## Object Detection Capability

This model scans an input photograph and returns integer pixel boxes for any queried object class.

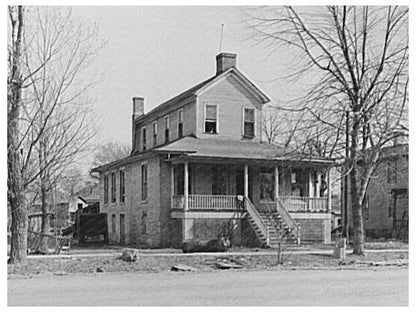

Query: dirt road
[8,268,408,306]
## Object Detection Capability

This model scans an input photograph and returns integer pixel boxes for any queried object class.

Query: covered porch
[169,159,332,214]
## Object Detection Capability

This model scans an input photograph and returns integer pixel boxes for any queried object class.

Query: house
[91,53,334,248]
[69,182,100,218]
[365,144,408,240]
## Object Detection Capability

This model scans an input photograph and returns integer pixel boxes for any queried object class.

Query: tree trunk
[349,116,365,256]
[7,6,27,263]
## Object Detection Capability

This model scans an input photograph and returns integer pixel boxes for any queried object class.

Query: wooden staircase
[245,198,300,248]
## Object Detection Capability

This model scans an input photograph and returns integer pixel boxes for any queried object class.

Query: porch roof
[155,136,333,164]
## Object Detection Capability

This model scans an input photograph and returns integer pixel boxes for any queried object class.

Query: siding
[132,98,197,153]
[197,75,263,141]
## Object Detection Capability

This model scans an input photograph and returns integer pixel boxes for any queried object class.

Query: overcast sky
[73,6,295,147]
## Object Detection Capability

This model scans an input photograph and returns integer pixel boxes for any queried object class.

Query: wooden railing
[245,197,269,245]
[276,198,301,245]
[279,196,328,212]
[172,195,241,211]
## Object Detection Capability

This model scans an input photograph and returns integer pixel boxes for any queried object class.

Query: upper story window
[164,115,170,143]
[204,104,218,134]
[119,169,125,203]
[142,127,147,151]
[178,109,184,138]
[243,108,255,138]
[111,172,116,203]
[152,121,158,147]
[104,174,109,205]
[387,159,398,183]
[141,163,148,201]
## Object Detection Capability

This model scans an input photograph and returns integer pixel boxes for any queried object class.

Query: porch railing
[172,195,240,211]
[245,197,270,245]
[279,196,328,212]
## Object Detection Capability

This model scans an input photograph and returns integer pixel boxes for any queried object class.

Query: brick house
[92,53,334,248]
[364,144,408,240]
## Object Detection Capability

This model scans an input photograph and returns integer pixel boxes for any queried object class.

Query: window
[119,169,125,203]
[164,115,170,143]
[112,214,116,233]
[260,168,275,202]
[141,212,147,235]
[243,108,255,137]
[104,174,109,204]
[142,127,147,151]
[387,159,397,183]
[111,172,116,203]
[152,121,158,147]
[141,164,148,201]
[204,104,218,133]
[178,109,183,138]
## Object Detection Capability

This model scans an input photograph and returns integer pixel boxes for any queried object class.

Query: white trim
[194,67,270,104]
[164,115,170,129]
[203,102,219,134]
[242,106,256,138]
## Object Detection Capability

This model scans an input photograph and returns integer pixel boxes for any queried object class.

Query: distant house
[341,143,408,241]
[92,53,334,248]
[365,144,408,240]
[69,182,100,218]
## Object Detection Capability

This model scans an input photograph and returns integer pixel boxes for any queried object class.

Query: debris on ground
[96,267,105,273]
[171,264,198,272]
[355,260,408,267]
[53,271,67,276]
[119,248,139,262]
[214,256,244,269]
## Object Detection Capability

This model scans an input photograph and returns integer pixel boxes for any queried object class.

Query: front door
[119,214,125,245]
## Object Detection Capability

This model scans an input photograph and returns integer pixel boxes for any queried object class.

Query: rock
[171,264,198,272]
[119,248,139,262]
[96,267,105,273]
[182,237,230,253]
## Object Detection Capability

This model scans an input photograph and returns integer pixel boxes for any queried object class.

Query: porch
[172,194,329,213]
[169,161,332,214]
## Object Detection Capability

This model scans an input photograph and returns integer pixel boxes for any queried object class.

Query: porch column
[308,170,314,197]
[170,165,174,208]
[327,168,332,212]
[244,164,248,198]
[274,165,279,201]
[316,170,321,198]
[184,161,189,211]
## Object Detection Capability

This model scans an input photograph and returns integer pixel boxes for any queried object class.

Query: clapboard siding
[197,75,263,141]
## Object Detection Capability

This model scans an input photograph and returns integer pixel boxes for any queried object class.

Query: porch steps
[246,211,298,248]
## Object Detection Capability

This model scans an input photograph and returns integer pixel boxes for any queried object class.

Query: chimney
[216,52,237,75]
[132,97,144,119]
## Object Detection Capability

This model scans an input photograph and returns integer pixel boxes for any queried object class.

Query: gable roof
[135,67,270,122]
[154,136,332,164]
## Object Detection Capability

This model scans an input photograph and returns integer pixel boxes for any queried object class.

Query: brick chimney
[132,97,144,119]
[216,52,237,75]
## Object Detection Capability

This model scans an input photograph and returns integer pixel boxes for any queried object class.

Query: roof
[154,136,333,164]
[134,67,270,122]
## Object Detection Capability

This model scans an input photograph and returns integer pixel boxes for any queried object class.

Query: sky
[72,6,295,147]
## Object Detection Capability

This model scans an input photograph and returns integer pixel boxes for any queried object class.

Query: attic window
[204,104,218,134]
[243,108,255,138]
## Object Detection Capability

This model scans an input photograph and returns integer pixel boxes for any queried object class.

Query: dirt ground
[8,247,408,278]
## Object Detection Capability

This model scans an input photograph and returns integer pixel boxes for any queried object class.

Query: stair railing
[245,197,269,245]
[276,198,301,245]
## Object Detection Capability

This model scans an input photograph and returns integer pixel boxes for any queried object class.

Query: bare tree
[8,6,102,260]
[8,6,27,263]
[247,6,408,255]
[91,142,131,169]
